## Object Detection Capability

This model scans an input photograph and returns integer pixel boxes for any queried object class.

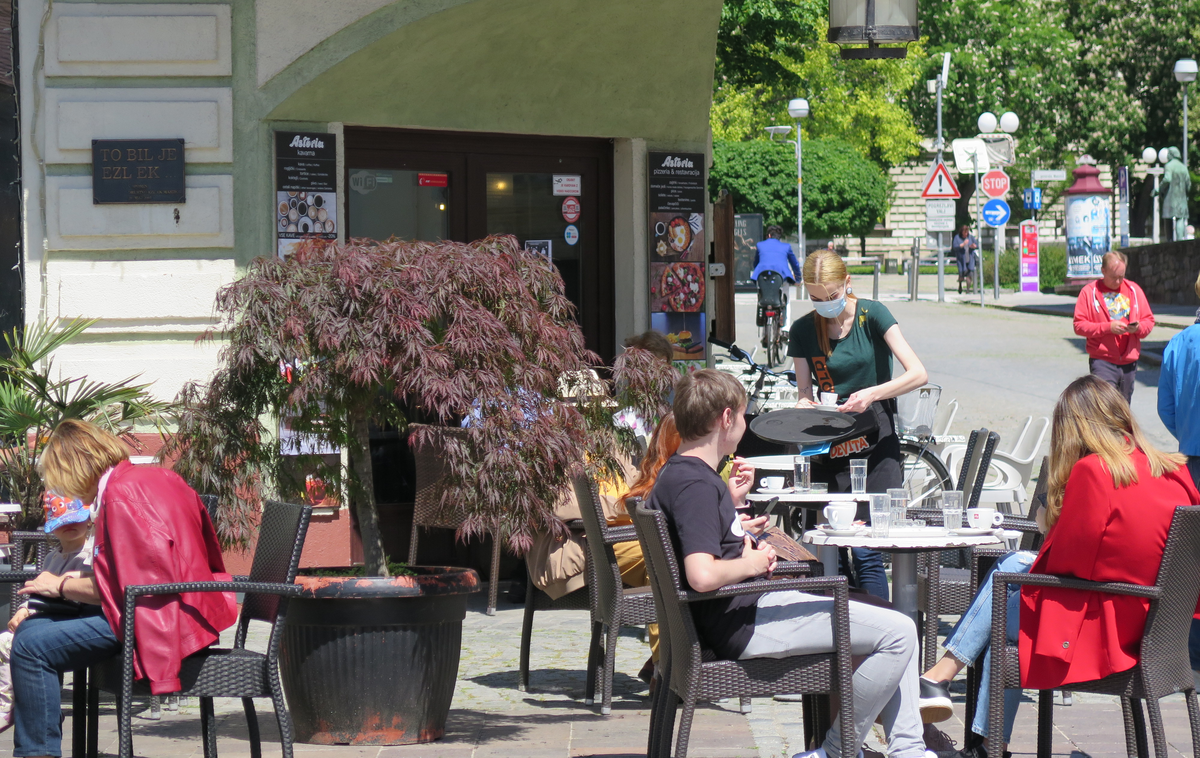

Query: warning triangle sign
[921,159,961,199]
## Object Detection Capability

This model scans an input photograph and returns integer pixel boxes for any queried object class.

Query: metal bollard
[909,239,920,302]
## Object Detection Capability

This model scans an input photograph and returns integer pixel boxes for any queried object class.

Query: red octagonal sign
[562,196,581,223]
[981,169,1010,199]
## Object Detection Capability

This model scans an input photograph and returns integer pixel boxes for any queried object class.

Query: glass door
[345,150,466,242]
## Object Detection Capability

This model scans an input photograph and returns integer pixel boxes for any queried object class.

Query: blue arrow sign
[982,198,1012,227]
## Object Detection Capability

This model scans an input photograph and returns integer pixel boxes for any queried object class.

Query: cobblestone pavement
[3,591,1195,758]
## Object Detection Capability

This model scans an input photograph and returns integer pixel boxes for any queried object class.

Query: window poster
[648,152,707,324]
[651,312,706,374]
[275,131,338,258]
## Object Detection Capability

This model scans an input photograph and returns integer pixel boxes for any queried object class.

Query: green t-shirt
[787,299,898,399]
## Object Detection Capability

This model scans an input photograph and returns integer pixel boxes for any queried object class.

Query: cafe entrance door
[345,128,614,361]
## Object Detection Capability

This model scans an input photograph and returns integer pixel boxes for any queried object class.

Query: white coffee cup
[823,503,857,530]
[760,476,785,491]
[965,507,1004,529]
[820,392,838,407]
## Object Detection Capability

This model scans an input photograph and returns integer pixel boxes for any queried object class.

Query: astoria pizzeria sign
[92,138,186,204]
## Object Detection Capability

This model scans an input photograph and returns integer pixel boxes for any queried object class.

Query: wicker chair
[915,428,999,669]
[571,475,657,714]
[409,426,503,615]
[5,530,54,610]
[83,499,312,758]
[630,500,855,758]
[517,555,591,693]
[984,505,1200,758]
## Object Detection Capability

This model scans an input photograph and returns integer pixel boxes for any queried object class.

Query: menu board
[648,152,706,370]
[275,131,338,258]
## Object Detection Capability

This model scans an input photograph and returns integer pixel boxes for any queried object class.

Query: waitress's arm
[792,358,817,406]
[839,324,928,413]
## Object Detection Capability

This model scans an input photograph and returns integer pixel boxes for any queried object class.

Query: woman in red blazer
[919,376,1199,758]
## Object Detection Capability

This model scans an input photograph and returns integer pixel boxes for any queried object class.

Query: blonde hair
[39,419,129,500]
[673,370,746,441]
[1102,250,1128,270]
[1044,375,1184,529]
[802,250,856,357]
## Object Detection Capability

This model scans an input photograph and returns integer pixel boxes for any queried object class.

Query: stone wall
[1121,241,1200,306]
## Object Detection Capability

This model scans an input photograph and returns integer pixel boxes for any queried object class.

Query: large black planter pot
[279,566,481,745]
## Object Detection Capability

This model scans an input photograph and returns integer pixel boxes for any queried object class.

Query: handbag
[25,594,83,617]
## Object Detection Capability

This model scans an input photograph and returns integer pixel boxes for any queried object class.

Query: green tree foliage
[711,138,890,239]
[715,0,821,90]
[712,14,925,169]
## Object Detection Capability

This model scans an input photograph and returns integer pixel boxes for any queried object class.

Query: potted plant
[168,235,675,745]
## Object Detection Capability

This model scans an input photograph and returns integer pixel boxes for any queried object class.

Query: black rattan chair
[916,428,999,669]
[986,505,1200,758]
[630,500,855,758]
[573,475,657,714]
[85,499,312,758]
[517,558,591,693]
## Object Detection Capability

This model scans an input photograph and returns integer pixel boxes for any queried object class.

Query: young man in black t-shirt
[649,370,933,758]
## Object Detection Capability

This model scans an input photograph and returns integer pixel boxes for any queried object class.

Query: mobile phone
[1128,321,1139,329]
[754,496,779,519]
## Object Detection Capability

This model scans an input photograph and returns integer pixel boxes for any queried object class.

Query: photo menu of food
[648,151,707,370]
[276,131,338,258]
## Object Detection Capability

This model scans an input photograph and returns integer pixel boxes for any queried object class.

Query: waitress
[788,249,928,601]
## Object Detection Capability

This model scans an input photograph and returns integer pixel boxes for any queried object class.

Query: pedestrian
[1072,250,1154,402]
[646,370,939,758]
[1155,267,1200,692]
[788,249,929,602]
[951,225,978,294]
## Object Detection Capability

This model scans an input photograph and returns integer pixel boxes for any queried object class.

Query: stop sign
[981,169,1010,198]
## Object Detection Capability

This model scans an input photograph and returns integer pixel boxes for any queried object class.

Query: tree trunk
[348,408,389,577]
[860,236,866,257]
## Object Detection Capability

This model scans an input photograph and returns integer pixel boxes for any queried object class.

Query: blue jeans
[851,548,890,602]
[11,607,119,757]
[942,551,1035,742]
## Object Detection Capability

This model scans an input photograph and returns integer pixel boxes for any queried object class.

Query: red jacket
[1072,279,1155,364]
[1019,452,1200,689]
[93,461,238,694]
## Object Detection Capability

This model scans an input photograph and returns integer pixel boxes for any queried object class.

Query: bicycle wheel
[767,317,781,366]
[899,440,954,507]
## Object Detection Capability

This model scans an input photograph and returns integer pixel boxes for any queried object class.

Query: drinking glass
[941,491,963,531]
[809,482,828,495]
[850,459,868,494]
[869,493,891,538]
[887,487,909,525]
[793,455,811,493]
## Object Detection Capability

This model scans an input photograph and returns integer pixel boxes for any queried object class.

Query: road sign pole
[994,222,1001,300]
[937,232,944,302]
[936,68,945,303]
[974,153,983,307]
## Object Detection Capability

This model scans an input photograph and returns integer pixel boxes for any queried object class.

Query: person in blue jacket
[750,225,802,283]
[1156,268,1200,692]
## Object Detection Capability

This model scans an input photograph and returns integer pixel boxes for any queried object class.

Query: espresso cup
[966,507,1004,529]
[760,476,785,491]
[824,503,857,530]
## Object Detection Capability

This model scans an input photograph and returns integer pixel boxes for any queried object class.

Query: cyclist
[751,225,801,348]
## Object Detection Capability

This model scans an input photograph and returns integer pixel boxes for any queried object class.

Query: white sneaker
[791,749,866,758]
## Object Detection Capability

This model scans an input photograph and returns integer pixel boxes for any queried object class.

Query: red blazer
[93,461,238,694]
[1019,451,1200,689]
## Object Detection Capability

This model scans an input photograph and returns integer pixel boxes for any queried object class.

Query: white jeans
[740,591,924,758]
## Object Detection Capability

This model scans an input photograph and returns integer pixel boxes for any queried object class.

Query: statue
[1157,145,1191,241]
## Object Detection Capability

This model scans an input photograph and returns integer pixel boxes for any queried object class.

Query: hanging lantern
[827,0,919,59]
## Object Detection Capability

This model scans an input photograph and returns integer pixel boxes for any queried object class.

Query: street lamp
[1175,58,1197,165]
[1142,146,1165,244]
[827,0,918,59]
[763,98,809,322]
[976,110,1019,301]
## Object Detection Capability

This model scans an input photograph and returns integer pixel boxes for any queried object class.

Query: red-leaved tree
[168,235,676,576]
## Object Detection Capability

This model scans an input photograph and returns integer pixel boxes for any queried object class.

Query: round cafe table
[745,491,870,577]
[802,527,1002,631]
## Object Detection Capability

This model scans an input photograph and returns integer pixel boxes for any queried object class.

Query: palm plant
[0,319,173,529]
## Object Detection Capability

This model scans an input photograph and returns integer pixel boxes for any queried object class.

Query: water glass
[887,487,909,524]
[941,491,963,531]
[809,482,828,495]
[869,493,891,538]
[793,455,811,493]
[850,459,868,494]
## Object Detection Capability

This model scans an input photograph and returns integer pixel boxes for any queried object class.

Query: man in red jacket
[1072,251,1155,402]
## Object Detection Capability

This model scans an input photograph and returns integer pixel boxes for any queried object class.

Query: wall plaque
[92,139,185,204]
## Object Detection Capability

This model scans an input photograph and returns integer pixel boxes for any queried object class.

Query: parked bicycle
[895,384,965,506]
[710,335,796,415]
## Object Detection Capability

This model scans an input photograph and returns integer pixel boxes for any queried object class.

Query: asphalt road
[729,276,1179,460]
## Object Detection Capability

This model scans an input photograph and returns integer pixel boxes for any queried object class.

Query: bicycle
[755,271,789,367]
[709,336,796,416]
[895,384,965,507]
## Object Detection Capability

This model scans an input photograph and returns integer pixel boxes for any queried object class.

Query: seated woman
[10,419,237,758]
[919,376,1200,758]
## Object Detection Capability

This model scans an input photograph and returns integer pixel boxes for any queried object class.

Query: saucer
[949,527,996,536]
[820,526,864,537]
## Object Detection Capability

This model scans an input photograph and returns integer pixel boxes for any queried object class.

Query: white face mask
[813,294,847,318]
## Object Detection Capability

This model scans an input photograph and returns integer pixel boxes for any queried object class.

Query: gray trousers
[1089,357,1136,402]
[740,591,925,758]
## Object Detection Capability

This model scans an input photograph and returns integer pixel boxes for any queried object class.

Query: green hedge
[980,242,1066,292]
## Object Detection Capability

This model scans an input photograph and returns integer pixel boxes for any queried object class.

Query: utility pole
[935,53,950,303]
[973,151,983,308]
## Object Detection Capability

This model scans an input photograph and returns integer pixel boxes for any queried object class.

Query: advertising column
[1064,160,1111,281]
[648,152,707,371]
